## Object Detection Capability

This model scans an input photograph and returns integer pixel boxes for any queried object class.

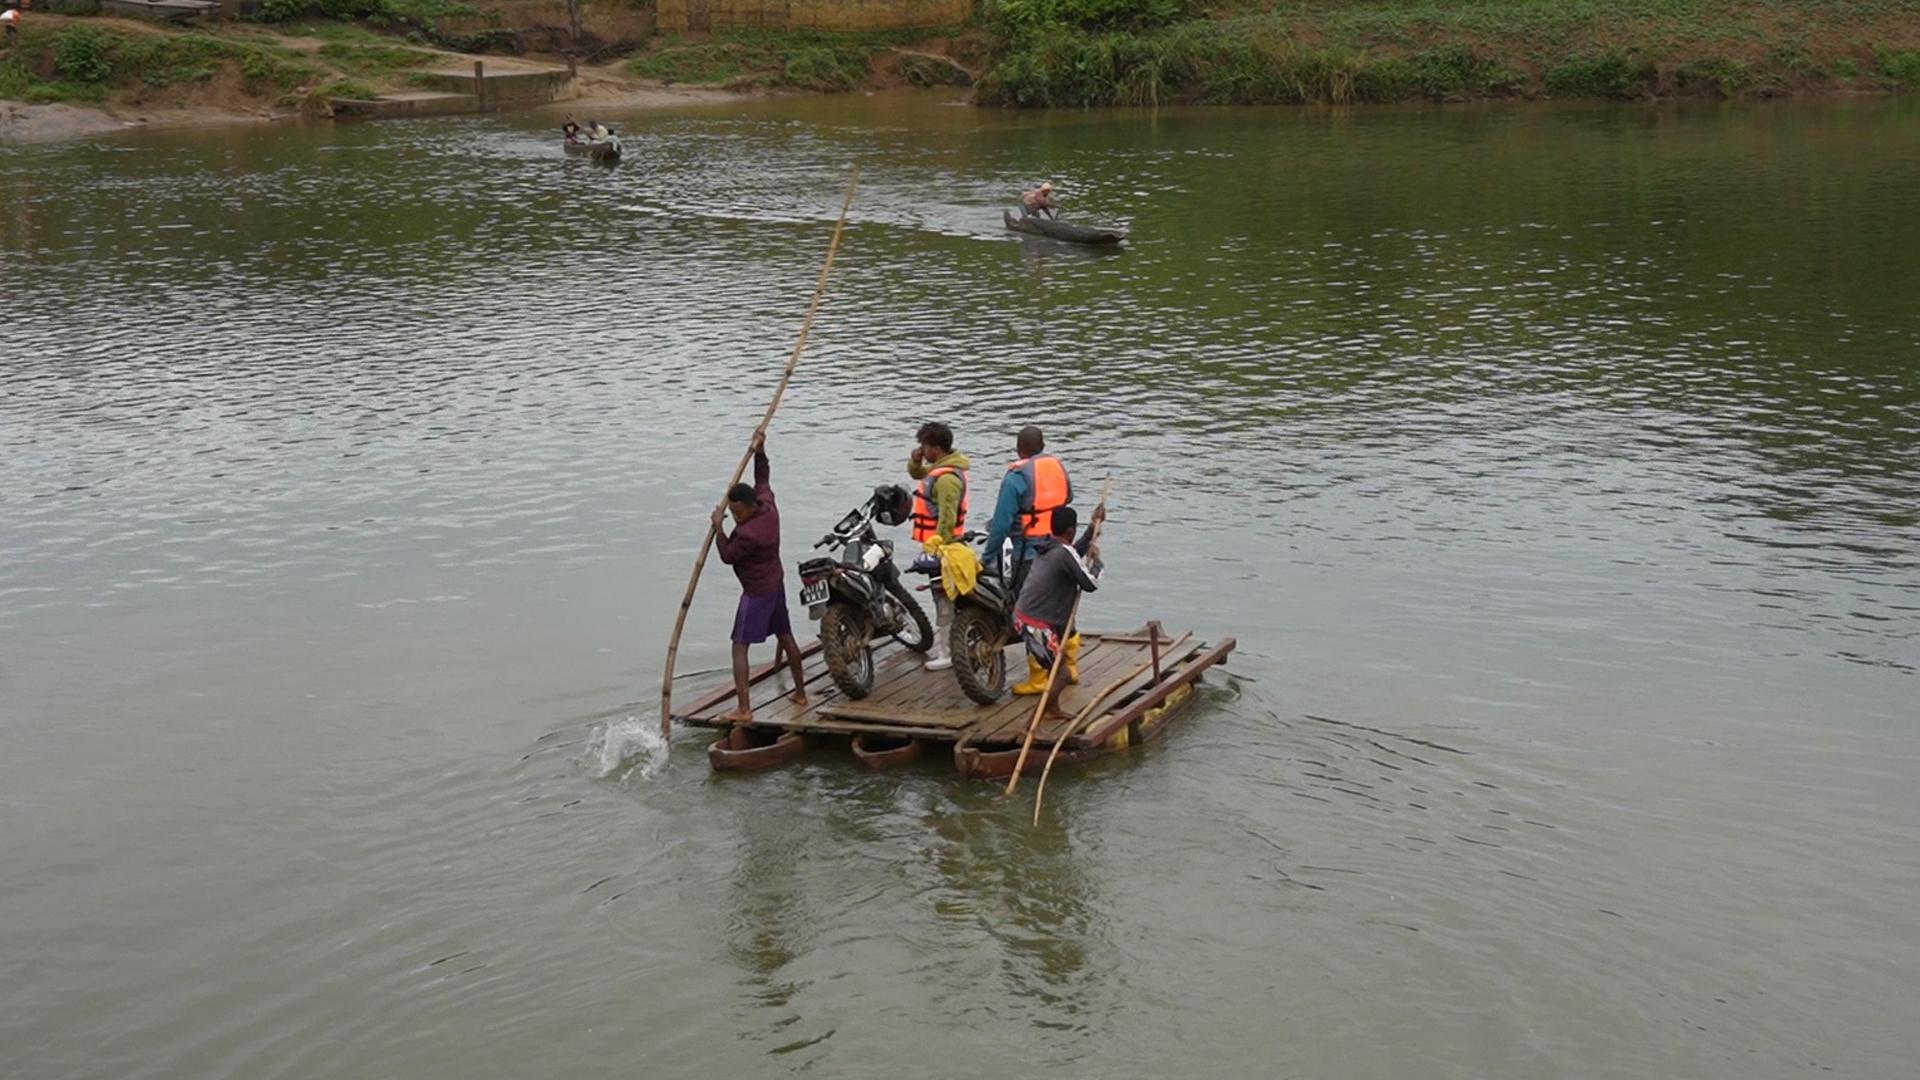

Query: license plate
[799,579,829,607]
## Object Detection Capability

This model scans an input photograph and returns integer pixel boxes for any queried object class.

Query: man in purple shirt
[711,431,808,724]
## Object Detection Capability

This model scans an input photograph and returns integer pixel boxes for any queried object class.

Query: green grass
[1542,50,1655,98]
[315,41,439,80]
[270,19,396,44]
[1878,47,1920,87]
[976,2,1920,106]
[978,20,1534,105]
[627,30,924,91]
[0,25,317,104]
[320,77,380,99]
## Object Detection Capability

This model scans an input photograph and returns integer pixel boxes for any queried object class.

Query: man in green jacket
[908,421,972,671]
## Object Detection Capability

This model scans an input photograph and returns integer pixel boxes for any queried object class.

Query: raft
[677,622,1233,778]
[564,137,622,164]
[1003,209,1127,246]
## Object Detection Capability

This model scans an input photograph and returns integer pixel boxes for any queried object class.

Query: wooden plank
[981,638,1198,745]
[819,702,977,729]
[974,640,1140,744]
[678,639,825,717]
[765,716,963,741]
[1075,639,1235,746]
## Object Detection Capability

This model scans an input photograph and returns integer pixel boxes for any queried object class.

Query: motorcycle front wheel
[820,603,875,699]
[884,579,934,653]
[950,605,1007,705]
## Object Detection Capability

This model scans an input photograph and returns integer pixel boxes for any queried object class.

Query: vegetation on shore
[627,28,976,92]
[972,0,1920,105]
[5,1,1919,126]
[0,21,319,107]
[0,12,501,114]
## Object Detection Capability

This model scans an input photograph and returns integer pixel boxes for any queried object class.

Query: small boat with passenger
[1003,209,1126,246]
[564,135,622,164]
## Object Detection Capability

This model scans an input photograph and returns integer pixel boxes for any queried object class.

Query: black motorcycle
[911,534,1019,706]
[795,485,933,699]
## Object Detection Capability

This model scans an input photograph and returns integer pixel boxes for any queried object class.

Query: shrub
[1353,46,1525,102]
[1877,48,1920,88]
[259,0,388,22]
[1544,51,1654,99]
[53,26,114,84]
[1674,56,1753,97]
[991,0,1187,36]
[783,46,871,92]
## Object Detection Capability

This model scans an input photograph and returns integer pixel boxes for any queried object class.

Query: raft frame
[676,622,1234,778]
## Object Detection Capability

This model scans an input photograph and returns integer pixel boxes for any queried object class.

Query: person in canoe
[562,120,583,143]
[710,431,809,724]
[1012,503,1106,721]
[1018,181,1057,220]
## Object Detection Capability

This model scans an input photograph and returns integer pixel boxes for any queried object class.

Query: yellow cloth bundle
[922,538,981,600]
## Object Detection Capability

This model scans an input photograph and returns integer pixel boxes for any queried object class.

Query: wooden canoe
[1003,209,1126,245]
[564,138,622,164]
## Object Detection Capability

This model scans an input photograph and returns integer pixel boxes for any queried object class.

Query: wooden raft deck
[675,623,1236,778]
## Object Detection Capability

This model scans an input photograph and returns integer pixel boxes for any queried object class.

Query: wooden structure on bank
[676,623,1235,778]
[656,0,972,33]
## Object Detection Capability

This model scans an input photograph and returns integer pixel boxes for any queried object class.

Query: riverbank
[0,13,744,142]
[6,2,1919,141]
[972,0,1920,106]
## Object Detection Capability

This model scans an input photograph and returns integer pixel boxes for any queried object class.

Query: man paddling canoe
[710,431,808,724]
[1018,181,1057,220]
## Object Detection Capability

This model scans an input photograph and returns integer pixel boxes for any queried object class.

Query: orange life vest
[910,465,969,543]
[1010,453,1070,539]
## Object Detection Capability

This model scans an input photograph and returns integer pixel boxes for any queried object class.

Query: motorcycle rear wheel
[951,605,1007,705]
[820,603,874,700]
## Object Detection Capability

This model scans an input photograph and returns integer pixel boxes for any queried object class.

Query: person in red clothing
[710,431,808,724]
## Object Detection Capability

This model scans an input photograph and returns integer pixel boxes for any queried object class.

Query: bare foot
[1042,709,1072,724]
[789,689,810,707]
[717,708,754,724]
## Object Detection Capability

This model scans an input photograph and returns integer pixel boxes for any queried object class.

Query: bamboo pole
[1031,629,1193,825]
[658,167,860,737]
[1003,477,1111,795]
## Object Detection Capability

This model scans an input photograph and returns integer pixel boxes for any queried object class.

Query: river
[2,92,1917,1078]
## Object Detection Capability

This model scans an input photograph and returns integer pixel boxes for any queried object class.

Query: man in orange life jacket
[979,425,1080,692]
[907,421,971,671]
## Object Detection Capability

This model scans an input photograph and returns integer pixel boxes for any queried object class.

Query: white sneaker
[924,654,953,672]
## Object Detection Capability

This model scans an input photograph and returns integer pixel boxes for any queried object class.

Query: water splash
[581,716,668,783]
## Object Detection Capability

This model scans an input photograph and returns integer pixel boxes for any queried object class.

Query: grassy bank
[0,20,320,108]
[0,14,502,116]
[627,28,979,92]
[973,0,1920,105]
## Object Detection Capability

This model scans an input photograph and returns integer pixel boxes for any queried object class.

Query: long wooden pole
[1031,629,1193,825]
[658,167,860,737]
[1003,477,1111,795]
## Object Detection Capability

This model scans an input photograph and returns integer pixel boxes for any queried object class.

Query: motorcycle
[909,534,1021,706]
[795,485,934,699]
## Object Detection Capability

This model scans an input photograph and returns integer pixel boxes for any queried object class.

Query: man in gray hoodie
[1012,503,1106,721]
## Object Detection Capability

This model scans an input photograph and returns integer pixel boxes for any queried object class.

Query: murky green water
[3,93,1918,1078]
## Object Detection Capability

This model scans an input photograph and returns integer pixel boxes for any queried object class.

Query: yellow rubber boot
[1065,633,1083,685]
[1011,656,1050,695]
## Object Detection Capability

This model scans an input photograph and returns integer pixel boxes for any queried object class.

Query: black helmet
[871,484,912,527]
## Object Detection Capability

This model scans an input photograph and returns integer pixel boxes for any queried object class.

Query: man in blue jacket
[979,425,1072,577]
[979,425,1080,691]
